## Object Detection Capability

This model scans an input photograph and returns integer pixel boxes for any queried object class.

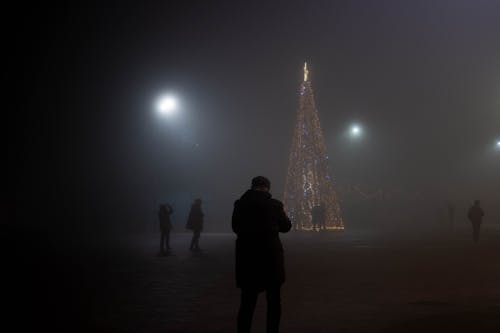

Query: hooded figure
[232,176,291,333]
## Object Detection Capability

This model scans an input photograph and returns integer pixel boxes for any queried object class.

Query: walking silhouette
[467,200,484,244]
[158,204,173,255]
[311,203,326,231]
[186,198,204,251]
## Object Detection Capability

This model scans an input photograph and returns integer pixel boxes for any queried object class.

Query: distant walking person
[468,200,485,243]
[186,198,204,251]
[158,204,174,254]
[232,176,292,333]
[311,203,326,231]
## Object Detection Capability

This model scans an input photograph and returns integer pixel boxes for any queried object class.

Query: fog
[11,1,499,237]
[7,1,500,233]
[6,2,500,332]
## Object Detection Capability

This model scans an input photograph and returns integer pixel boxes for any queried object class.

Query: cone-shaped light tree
[284,63,344,231]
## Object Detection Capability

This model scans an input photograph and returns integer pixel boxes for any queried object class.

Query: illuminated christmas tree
[284,63,344,231]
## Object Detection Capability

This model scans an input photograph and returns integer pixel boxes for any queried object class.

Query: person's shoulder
[234,198,244,209]
[269,198,284,208]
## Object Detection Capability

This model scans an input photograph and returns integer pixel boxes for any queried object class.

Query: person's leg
[166,229,171,249]
[474,223,480,243]
[238,289,259,333]
[190,232,195,250]
[194,230,201,249]
[473,223,480,243]
[266,286,281,333]
[160,230,165,252]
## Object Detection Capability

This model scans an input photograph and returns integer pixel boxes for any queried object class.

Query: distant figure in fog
[186,198,204,251]
[232,176,292,333]
[311,203,326,231]
[468,200,485,244]
[158,204,174,254]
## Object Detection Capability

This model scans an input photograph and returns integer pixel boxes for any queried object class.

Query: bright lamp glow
[156,95,178,115]
[350,124,362,137]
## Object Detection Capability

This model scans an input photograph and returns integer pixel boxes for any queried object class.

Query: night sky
[8,0,500,235]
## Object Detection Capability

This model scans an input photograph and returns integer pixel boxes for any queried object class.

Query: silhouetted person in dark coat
[311,204,326,231]
[158,204,173,254]
[232,176,292,333]
[186,198,204,251]
[468,200,484,243]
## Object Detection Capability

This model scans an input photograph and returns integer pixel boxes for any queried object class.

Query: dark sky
[9,0,500,233]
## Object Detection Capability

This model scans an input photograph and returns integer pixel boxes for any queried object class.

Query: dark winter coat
[159,206,173,230]
[468,205,484,224]
[311,205,325,226]
[232,190,292,290]
[186,204,204,231]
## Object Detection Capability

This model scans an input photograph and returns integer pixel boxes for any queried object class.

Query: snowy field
[45,227,500,332]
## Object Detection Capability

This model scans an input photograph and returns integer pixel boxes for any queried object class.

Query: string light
[284,64,344,231]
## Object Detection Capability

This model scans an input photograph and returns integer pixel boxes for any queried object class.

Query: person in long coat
[311,203,326,231]
[186,198,204,250]
[468,199,485,243]
[232,176,292,333]
[158,204,174,254]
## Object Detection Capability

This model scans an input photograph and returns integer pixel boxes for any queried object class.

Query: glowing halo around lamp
[156,95,178,115]
[350,124,362,137]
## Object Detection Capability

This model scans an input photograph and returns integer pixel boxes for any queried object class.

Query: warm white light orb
[496,140,500,148]
[156,95,178,115]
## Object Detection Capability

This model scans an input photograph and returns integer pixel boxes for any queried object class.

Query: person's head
[194,198,202,206]
[251,176,271,192]
[474,199,480,206]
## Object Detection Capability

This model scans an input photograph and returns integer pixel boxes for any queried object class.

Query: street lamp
[349,124,363,138]
[156,94,178,116]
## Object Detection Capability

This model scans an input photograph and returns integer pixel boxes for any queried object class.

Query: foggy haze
[6,2,500,333]
[8,0,500,235]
